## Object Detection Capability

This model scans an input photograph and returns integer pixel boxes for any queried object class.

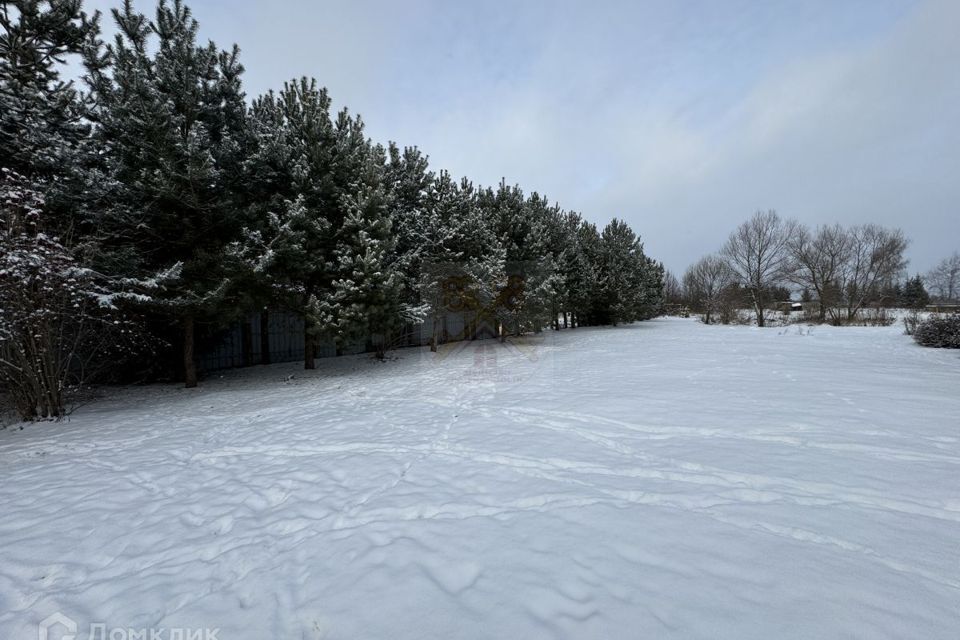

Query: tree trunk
[183,315,198,388]
[431,312,442,352]
[752,288,765,327]
[563,312,568,329]
[241,320,253,367]
[304,325,315,370]
[260,309,271,365]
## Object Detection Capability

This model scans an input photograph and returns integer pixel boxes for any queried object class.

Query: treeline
[0,0,663,419]
[671,210,939,326]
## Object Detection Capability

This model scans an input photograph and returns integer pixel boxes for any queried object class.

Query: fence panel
[196,308,491,373]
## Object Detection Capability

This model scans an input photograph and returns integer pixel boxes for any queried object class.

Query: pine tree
[384,142,435,304]
[483,181,561,336]
[239,79,335,368]
[555,212,587,328]
[596,218,661,325]
[900,274,930,309]
[569,219,603,326]
[0,0,97,179]
[638,256,665,320]
[1,0,105,240]
[318,143,413,358]
[419,176,507,345]
[240,81,416,364]
[85,0,248,386]
[461,179,507,340]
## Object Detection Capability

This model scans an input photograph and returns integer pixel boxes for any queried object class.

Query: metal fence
[195,308,495,372]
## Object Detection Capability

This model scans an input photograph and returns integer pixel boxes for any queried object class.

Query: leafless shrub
[683,254,735,325]
[843,307,895,327]
[0,170,155,420]
[903,311,922,336]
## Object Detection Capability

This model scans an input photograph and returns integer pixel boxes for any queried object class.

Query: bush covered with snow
[912,314,960,348]
[0,170,162,420]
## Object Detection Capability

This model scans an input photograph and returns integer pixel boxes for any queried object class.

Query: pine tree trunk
[260,310,271,365]
[241,320,253,367]
[304,325,316,370]
[183,315,198,388]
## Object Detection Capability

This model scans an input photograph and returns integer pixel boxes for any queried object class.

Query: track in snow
[1,318,959,639]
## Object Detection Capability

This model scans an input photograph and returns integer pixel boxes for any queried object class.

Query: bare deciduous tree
[840,224,908,321]
[683,254,735,324]
[788,224,851,323]
[662,269,684,306]
[926,252,960,302]
[721,210,799,327]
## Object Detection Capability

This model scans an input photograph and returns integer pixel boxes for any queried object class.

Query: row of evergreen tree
[1,0,663,416]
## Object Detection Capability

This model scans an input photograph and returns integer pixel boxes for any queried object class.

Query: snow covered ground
[2,317,959,639]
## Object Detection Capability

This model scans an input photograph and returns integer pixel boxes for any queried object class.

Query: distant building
[926,303,960,314]
[778,301,804,313]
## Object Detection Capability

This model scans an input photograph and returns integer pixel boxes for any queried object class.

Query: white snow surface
[2,318,959,639]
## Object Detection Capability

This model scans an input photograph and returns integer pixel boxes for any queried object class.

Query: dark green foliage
[0,0,98,180]
[913,314,960,349]
[4,0,666,397]
[594,219,663,325]
[85,0,250,384]
[0,0,103,239]
[899,274,930,309]
[236,80,415,363]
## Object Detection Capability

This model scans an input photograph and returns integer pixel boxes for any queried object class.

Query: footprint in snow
[418,557,483,595]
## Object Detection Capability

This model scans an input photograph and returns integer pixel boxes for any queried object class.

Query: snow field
[1,317,959,639]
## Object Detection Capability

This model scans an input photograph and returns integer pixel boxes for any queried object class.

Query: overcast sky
[84,0,960,274]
